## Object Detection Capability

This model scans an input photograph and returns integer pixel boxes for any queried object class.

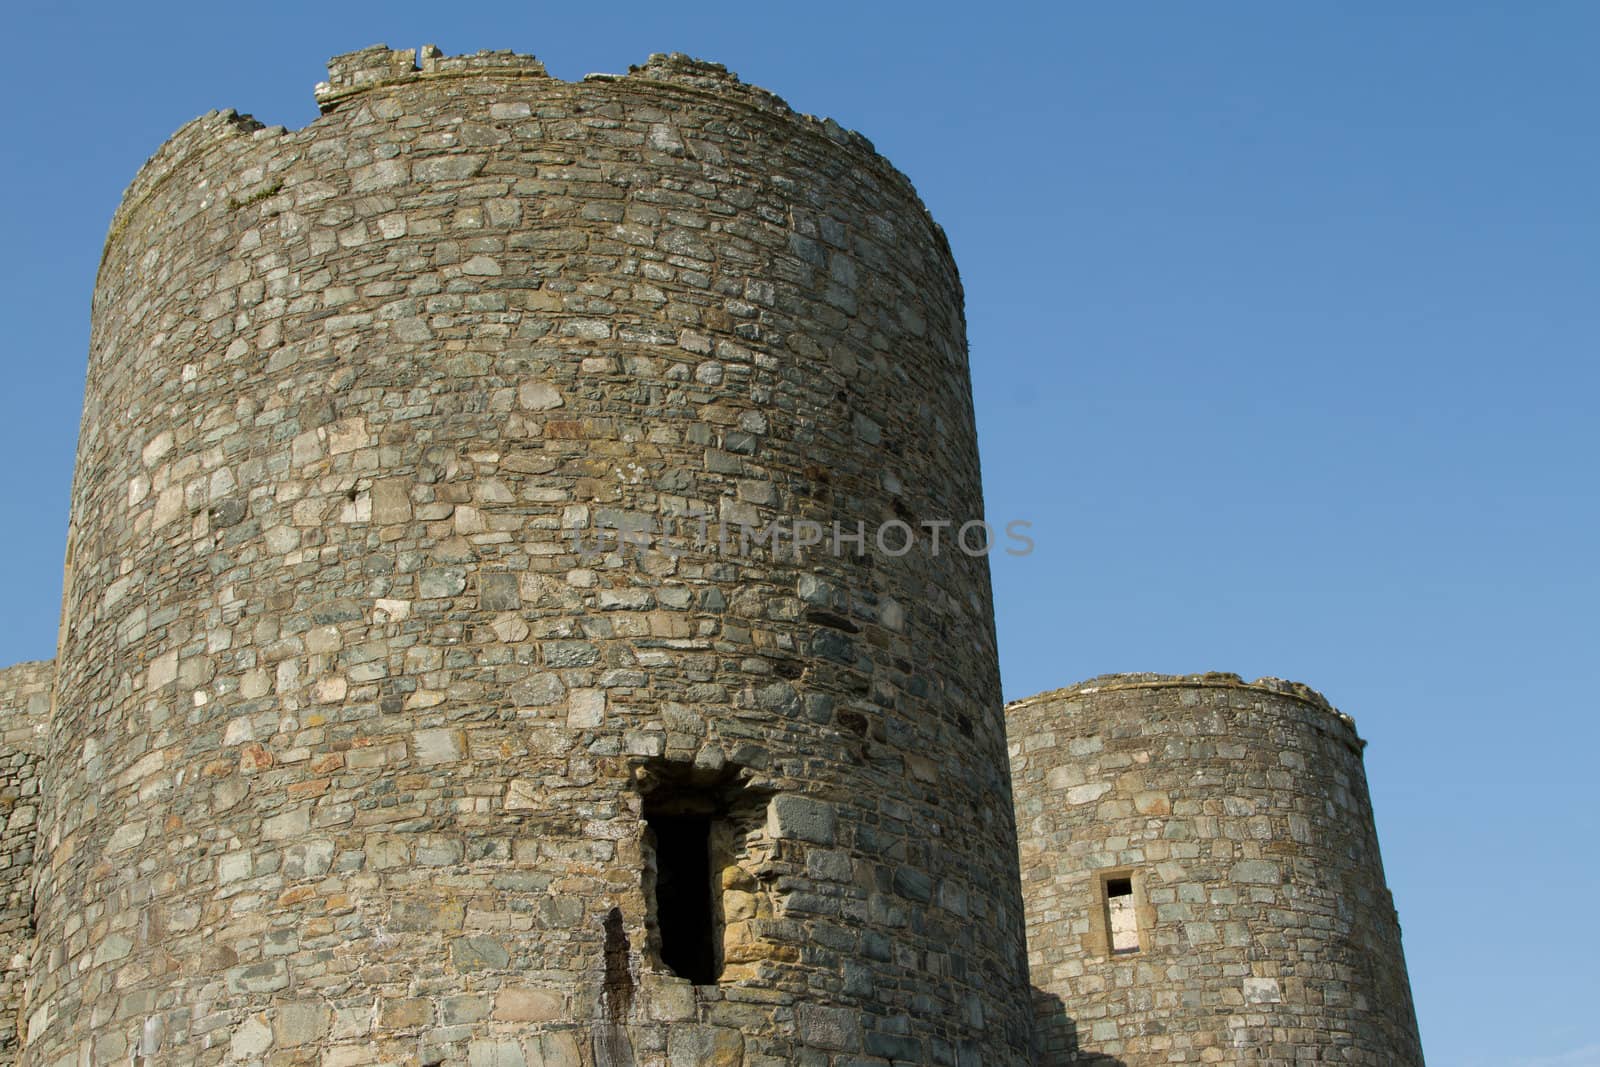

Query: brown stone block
[378,997,433,1028]
[543,420,585,438]
[239,743,275,773]
[493,985,562,1021]
[309,752,345,774]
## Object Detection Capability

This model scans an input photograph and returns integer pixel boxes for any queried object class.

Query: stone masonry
[1009,675,1423,1064]
[25,45,1031,1067]
[0,45,1422,1067]
[0,662,51,1062]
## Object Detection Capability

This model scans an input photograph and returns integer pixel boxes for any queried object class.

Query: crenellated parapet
[314,44,551,112]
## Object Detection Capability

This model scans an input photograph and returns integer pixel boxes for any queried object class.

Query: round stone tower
[1008,673,1423,1066]
[28,46,1032,1066]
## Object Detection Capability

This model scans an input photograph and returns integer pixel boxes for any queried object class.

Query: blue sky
[2,3,1596,1062]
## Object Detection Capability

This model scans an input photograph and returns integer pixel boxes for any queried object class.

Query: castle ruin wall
[0,662,51,1062]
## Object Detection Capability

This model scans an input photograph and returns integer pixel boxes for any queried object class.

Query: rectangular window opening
[645,809,721,985]
[1103,874,1140,955]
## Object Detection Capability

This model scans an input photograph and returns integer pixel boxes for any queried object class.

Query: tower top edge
[309,44,880,154]
[1006,672,1361,735]
[0,659,56,675]
[314,43,551,110]
[99,43,938,275]
[309,44,863,136]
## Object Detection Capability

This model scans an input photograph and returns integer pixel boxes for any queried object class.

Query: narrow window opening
[1104,875,1140,955]
[644,810,719,985]
[637,762,773,987]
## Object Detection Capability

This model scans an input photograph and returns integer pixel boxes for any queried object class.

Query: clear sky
[2,2,1596,1063]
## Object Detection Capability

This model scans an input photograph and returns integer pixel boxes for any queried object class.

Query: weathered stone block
[226,961,289,995]
[797,1003,856,1050]
[229,1014,274,1057]
[767,794,836,845]
[452,935,510,970]
[467,1038,526,1067]
[1230,859,1281,885]
[274,1001,332,1046]
[473,569,519,609]
[413,727,467,766]
[493,986,561,1022]
[419,567,469,598]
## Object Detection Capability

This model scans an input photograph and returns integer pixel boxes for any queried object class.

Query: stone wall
[27,45,1032,1066]
[0,661,50,1062]
[1008,673,1423,1065]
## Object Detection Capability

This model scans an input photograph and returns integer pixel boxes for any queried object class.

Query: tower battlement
[315,44,552,112]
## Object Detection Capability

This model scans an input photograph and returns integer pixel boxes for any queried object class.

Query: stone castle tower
[0,46,1422,1066]
[1009,675,1424,1064]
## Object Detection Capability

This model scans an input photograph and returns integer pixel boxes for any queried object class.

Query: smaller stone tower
[1008,673,1423,1065]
